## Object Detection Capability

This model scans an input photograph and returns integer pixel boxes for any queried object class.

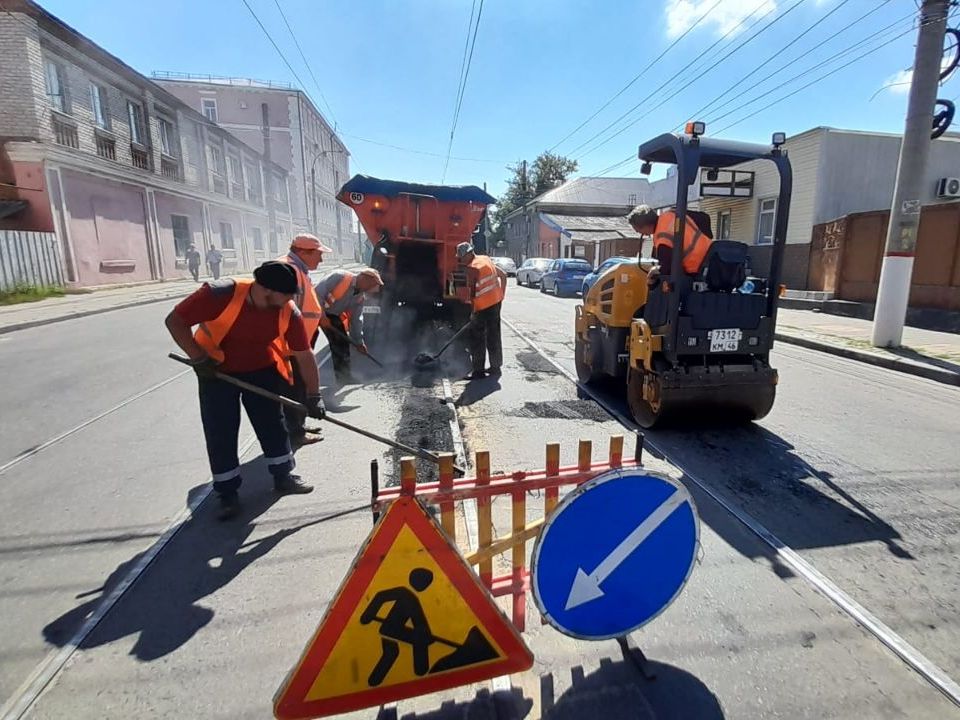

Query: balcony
[231,182,243,199]
[161,157,181,181]
[95,134,116,161]
[52,115,79,149]
[131,147,151,171]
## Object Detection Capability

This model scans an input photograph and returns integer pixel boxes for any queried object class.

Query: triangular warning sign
[274,496,533,719]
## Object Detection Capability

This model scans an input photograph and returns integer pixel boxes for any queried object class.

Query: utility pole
[872,0,949,347]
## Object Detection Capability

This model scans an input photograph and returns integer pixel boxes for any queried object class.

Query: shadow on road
[42,456,317,661]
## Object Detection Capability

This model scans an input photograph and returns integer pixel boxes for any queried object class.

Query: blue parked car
[540,258,594,297]
[580,256,637,296]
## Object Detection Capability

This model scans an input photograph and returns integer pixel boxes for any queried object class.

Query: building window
[268,230,279,254]
[44,59,67,112]
[273,174,288,206]
[127,101,145,145]
[96,134,116,160]
[89,83,108,128]
[228,155,243,197]
[627,193,638,206]
[202,98,218,123]
[209,145,224,173]
[171,214,191,257]
[158,118,176,156]
[219,221,234,249]
[252,227,264,251]
[756,198,777,246]
[717,210,732,241]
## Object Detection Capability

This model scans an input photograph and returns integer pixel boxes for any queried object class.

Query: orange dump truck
[337,176,495,320]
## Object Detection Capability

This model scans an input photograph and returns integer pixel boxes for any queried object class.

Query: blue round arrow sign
[531,469,699,640]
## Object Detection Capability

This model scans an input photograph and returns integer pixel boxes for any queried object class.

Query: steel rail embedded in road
[500,315,960,710]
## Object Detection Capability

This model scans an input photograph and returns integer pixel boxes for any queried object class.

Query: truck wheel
[575,334,604,384]
[627,366,664,429]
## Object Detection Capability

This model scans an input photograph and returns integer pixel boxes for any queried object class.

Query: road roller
[574,124,792,428]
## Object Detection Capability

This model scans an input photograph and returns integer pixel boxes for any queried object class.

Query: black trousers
[198,367,294,496]
[283,360,309,437]
[469,302,503,373]
[321,314,352,380]
[188,264,199,282]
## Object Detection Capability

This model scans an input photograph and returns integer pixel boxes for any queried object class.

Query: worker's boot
[216,491,241,521]
[274,473,314,495]
[290,429,324,449]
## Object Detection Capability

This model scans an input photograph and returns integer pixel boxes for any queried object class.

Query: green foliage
[0,283,65,305]
[491,151,579,243]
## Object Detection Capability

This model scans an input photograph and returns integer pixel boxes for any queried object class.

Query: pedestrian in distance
[206,244,223,280]
[276,233,332,447]
[457,242,506,380]
[164,260,325,521]
[314,267,384,385]
[185,243,201,282]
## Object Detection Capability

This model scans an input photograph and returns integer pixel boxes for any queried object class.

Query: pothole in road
[516,350,559,375]
[509,400,611,422]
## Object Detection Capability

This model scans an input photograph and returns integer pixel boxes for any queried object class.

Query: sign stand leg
[370,459,380,524]
[617,635,656,681]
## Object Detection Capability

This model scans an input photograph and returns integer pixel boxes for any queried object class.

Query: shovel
[323,322,385,369]
[413,319,474,369]
[168,354,463,474]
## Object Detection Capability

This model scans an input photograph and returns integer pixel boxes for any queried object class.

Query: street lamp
[309,146,346,259]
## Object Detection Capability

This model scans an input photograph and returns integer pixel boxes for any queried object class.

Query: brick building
[153,73,353,259]
[0,0,293,287]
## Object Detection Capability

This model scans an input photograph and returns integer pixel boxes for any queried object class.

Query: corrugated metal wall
[0,231,64,291]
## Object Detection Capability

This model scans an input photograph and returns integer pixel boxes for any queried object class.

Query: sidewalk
[775,308,960,386]
[0,262,365,335]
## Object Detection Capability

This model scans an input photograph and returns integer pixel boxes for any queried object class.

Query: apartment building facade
[0,0,293,287]
[154,74,353,258]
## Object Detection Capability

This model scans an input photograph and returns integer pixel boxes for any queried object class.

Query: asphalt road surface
[0,279,957,719]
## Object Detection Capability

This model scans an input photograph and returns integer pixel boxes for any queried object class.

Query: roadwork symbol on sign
[273,496,533,720]
[531,469,699,641]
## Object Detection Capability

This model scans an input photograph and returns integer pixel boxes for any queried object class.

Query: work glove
[190,355,220,379]
[305,394,326,419]
[357,343,369,356]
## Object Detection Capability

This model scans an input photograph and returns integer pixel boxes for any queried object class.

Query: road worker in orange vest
[314,268,384,385]
[277,233,332,447]
[627,204,712,287]
[164,261,324,521]
[457,242,507,381]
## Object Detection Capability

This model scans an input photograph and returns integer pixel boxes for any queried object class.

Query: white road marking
[502,315,960,709]
[565,488,689,610]
[1,354,333,720]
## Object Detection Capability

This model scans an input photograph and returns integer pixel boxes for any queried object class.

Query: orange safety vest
[321,271,356,332]
[193,279,294,383]
[653,210,712,275]
[277,254,323,339]
[471,256,504,311]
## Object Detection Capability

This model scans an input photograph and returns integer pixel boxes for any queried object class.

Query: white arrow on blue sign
[531,468,699,641]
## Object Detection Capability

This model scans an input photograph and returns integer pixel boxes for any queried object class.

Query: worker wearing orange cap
[277,233,332,446]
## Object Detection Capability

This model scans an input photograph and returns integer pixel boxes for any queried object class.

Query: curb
[0,263,368,336]
[775,332,960,387]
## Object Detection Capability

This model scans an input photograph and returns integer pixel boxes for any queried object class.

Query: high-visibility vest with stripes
[193,279,294,383]
[277,254,323,339]
[321,271,356,332]
[471,256,504,311]
[653,210,712,275]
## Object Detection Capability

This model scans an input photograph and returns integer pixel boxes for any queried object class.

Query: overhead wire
[271,0,338,127]
[547,0,723,152]
[572,0,810,162]
[673,0,863,132]
[239,0,312,100]
[442,0,485,182]
[341,132,509,164]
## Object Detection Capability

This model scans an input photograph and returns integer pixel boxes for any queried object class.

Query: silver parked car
[516,257,552,287]
[490,256,517,276]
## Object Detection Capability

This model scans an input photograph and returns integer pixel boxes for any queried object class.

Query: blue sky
[38,0,953,198]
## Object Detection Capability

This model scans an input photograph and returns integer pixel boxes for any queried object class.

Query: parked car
[516,257,552,287]
[580,256,637,296]
[540,258,594,297]
[490,256,517,276]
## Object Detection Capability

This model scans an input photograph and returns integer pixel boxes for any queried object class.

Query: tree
[489,151,578,248]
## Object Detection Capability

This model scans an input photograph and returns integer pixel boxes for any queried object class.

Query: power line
[563,0,778,161]
[271,0,338,127]
[674,0,862,132]
[341,132,509,163]
[574,0,810,162]
[547,0,723,152]
[703,5,916,124]
[451,0,478,135]
[239,0,312,97]
[442,0,485,182]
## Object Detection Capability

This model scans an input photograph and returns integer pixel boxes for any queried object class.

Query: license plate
[709,328,742,352]
[363,305,381,314]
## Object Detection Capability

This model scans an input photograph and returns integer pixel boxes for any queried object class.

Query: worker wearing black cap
[165,261,325,520]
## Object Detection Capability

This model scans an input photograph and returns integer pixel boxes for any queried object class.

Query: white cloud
[665,0,777,40]
[885,69,912,95]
